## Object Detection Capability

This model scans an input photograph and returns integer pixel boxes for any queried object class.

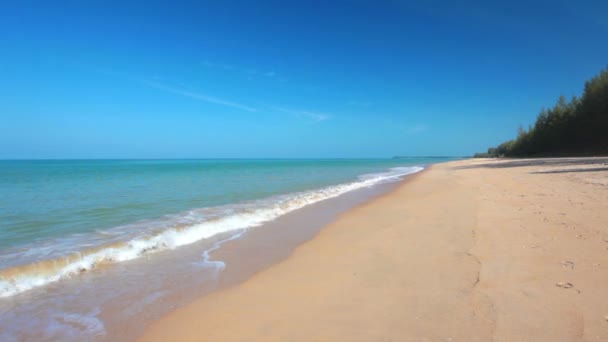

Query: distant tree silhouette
[475,66,608,157]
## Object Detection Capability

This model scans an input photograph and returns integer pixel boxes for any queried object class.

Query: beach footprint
[561,260,575,269]
[556,282,581,293]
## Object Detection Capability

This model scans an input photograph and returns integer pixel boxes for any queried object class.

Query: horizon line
[0,156,466,161]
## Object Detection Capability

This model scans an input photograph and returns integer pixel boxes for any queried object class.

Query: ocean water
[0,158,449,340]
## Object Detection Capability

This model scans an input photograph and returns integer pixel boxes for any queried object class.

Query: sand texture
[139,158,608,341]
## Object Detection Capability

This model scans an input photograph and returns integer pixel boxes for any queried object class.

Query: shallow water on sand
[0,158,449,340]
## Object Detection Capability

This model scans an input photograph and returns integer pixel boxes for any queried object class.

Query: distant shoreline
[392,155,465,159]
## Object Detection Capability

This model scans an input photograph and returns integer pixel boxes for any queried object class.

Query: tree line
[474,66,608,158]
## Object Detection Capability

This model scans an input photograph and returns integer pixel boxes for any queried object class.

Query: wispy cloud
[144,81,257,112]
[272,106,331,123]
[201,60,278,79]
[406,124,428,134]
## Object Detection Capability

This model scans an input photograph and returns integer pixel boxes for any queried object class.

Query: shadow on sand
[530,167,608,174]
[452,157,608,174]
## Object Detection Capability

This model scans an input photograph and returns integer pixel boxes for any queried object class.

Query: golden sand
[139,158,608,341]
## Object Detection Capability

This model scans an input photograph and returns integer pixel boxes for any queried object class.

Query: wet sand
[0,166,411,342]
[139,158,608,341]
[102,177,402,341]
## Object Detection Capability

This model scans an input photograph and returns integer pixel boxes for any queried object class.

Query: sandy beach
[139,158,608,341]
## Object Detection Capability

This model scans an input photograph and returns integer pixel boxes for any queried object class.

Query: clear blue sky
[1,0,607,158]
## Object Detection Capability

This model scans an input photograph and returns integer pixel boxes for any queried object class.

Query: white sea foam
[0,165,423,298]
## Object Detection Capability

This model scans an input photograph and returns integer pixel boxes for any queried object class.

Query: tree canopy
[476,66,608,157]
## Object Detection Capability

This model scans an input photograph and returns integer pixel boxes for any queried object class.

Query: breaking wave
[0,166,423,298]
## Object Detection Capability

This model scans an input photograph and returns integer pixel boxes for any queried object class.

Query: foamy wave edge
[0,166,423,298]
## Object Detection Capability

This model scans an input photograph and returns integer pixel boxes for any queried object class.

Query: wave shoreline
[0,166,424,298]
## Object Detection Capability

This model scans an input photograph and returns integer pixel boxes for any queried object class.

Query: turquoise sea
[0,159,435,251]
[0,158,450,340]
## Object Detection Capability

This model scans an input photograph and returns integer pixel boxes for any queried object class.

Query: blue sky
[1,0,607,158]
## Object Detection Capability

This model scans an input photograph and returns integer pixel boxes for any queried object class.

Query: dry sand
[139,158,608,341]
